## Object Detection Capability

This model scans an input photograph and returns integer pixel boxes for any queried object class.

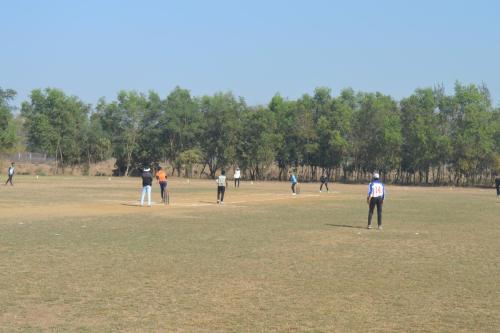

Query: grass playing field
[0,176,499,332]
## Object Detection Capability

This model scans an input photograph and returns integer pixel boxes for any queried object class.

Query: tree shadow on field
[325,224,365,229]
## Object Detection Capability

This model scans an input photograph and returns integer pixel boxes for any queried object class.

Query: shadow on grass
[325,223,365,229]
[120,203,144,207]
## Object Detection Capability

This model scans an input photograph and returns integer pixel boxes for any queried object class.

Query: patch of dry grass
[0,176,499,332]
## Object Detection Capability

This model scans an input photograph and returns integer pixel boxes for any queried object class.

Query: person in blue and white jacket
[289,170,298,195]
[367,172,385,229]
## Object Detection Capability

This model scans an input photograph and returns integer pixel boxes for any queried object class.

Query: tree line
[1,83,499,185]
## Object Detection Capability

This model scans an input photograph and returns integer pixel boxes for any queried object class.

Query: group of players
[4,159,500,229]
[138,166,388,230]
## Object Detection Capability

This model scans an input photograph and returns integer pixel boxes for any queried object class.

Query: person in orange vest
[155,166,168,201]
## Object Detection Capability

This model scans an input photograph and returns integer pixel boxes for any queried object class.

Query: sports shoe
[378,225,383,230]
[217,200,220,204]
[319,190,322,193]
[292,193,297,196]
[367,225,372,229]
[220,201,224,204]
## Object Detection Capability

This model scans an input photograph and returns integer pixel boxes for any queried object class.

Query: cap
[373,173,380,179]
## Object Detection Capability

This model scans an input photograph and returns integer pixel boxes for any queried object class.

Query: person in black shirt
[140,167,153,207]
[319,172,329,193]
[495,175,500,198]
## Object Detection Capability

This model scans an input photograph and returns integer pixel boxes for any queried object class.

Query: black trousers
[291,183,296,193]
[368,197,383,226]
[159,181,167,199]
[5,175,13,186]
[497,185,500,196]
[320,182,329,191]
[217,186,226,202]
[234,178,240,187]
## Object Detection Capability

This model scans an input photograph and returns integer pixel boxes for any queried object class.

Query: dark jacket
[142,171,153,186]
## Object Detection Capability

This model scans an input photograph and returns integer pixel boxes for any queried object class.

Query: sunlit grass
[0,176,499,332]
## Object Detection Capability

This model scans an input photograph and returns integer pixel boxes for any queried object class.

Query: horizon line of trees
[1,83,499,185]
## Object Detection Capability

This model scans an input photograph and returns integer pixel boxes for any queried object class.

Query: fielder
[216,170,228,204]
[4,162,15,186]
[495,175,500,198]
[367,172,385,229]
[289,170,298,195]
[319,172,329,193]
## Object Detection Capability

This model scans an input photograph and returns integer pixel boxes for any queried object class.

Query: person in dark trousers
[495,175,500,198]
[367,172,385,230]
[234,167,241,188]
[216,170,228,204]
[319,172,329,193]
[155,166,168,200]
[140,167,153,207]
[289,170,298,195]
[4,162,15,186]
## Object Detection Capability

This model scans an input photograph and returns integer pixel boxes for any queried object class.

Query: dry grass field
[0,176,499,332]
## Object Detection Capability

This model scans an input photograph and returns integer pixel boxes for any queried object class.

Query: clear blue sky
[2,0,499,108]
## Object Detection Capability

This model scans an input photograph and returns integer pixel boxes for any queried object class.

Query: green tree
[80,112,112,172]
[400,88,440,183]
[450,83,496,184]
[237,106,280,180]
[199,92,243,178]
[351,92,401,180]
[21,88,90,173]
[161,87,202,175]
[97,91,147,175]
[0,88,18,152]
[314,88,352,179]
[269,94,300,180]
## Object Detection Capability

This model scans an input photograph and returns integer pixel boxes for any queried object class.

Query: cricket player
[319,172,329,192]
[140,167,153,207]
[367,172,385,229]
[289,171,298,195]
[495,174,500,197]
[216,170,228,204]
[4,162,15,186]
[155,166,168,200]
[234,167,241,188]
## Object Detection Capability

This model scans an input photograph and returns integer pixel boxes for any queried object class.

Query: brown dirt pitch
[0,176,499,332]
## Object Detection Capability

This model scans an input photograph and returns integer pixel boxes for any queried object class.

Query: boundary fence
[1,152,54,163]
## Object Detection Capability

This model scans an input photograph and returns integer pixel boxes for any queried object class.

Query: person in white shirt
[4,162,15,186]
[216,170,228,204]
[234,167,241,188]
